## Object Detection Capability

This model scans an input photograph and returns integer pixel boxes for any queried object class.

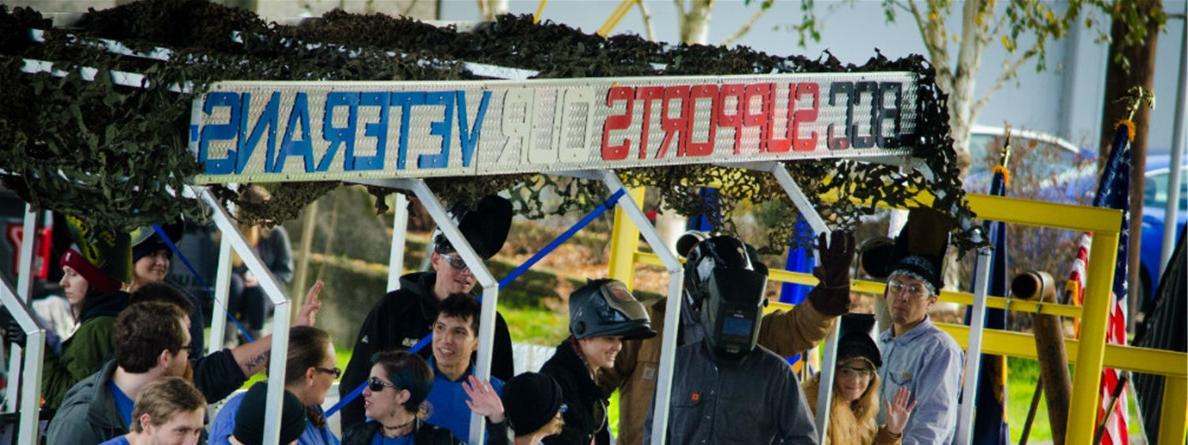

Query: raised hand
[295,280,324,327]
[807,231,856,316]
[463,375,505,424]
[884,386,917,436]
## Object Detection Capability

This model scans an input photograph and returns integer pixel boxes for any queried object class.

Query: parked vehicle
[1139,155,1187,306]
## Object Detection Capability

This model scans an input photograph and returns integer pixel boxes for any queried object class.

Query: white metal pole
[196,186,291,445]
[387,193,410,291]
[208,235,233,356]
[15,205,36,302]
[955,247,994,445]
[404,179,499,445]
[1161,2,1188,275]
[767,163,839,443]
[593,170,684,445]
[1,276,46,445]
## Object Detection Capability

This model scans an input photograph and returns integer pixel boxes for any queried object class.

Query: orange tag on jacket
[691,392,701,402]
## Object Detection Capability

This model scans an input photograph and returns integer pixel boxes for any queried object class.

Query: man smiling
[340,195,516,428]
[424,294,509,442]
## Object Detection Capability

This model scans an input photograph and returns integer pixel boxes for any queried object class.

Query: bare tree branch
[477,0,489,21]
[971,46,1040,118]
[674,0,687,18]
[720,1,773,46]
[907,0,953,88]
[638,0,658,42]
[401,0,421,17]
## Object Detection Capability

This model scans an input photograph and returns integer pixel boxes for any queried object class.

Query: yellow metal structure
[532,0,549,24]
[596,0,637,37]
[611,191,1188,444]
[608,187,645,287]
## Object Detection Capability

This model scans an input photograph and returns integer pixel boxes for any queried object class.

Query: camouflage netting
[0,1,979,252]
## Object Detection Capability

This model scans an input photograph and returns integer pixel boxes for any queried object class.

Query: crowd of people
[6,193,970,444]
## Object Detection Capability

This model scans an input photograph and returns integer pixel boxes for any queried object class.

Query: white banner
[189,72,917,183]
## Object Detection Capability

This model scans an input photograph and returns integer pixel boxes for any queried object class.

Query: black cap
[859,207,953,293]
[233,382,307,445]
[433,195,513,260]
[503,372,563,434]
[836,314,881,368]
[130,218,185,263]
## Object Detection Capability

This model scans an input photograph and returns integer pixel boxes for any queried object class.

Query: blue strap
[325,189,626,418]
[151,224,255,342]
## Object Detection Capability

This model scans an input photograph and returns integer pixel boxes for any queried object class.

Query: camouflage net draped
[0,1,979,253]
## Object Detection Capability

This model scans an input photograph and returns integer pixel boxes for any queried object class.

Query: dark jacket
[191,349,248,403]
[41,291,129,410]
[540,339,610,445]
[45,360,127,444]
[339,272,515,428]
[341,419,461,445]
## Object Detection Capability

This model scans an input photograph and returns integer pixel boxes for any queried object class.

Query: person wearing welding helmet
[540,279,656,445]
[645,235,818,444]
[609,232,851,444]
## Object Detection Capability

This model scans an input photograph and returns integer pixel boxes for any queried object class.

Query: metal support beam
[15,205,36,303]
[592,170,684,445]
[1066,232,1122,444]
[1162,0,1188,274]
[196,186,291,445]
[208,235,233,356]
[387,193,410,291]
[1,276,46,445]
[955,248,994,445]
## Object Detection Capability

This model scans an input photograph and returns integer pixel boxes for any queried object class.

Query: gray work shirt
[646,341,818,445]
[878,315,963,445]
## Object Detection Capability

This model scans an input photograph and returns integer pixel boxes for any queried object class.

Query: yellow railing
[610,192,1188,444]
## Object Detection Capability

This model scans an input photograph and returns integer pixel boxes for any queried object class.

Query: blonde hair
[803,370,881,444]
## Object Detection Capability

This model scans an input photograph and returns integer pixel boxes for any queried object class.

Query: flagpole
[1161,1,1187,275]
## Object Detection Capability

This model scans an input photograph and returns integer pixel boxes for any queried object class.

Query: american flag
[1067,121,1132,445]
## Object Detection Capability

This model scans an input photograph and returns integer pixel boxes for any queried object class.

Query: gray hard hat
[568,279,656,340]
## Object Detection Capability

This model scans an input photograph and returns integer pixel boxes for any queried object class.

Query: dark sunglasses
[315,367,341,378]
[368,376,399,392]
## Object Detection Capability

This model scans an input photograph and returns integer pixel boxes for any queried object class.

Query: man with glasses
[862,208,963,444]
[48,302,193,443]
[341,195,516,429]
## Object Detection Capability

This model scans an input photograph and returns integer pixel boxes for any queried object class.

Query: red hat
[60,249,124,293]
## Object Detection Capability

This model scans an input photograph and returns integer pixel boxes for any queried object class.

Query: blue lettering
[237,92,281,174]
[320,92,358,171]
[456,91,492,168]
[275,92,315,173]
[418,91,455,169]
[357,92,390,171]
[391,92,427,170]
[199,92,240,175]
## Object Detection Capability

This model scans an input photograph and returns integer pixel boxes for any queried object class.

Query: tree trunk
[681,0,714,45]
[1098,0,1161,331]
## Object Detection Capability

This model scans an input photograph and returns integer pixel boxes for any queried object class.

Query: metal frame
[955,248,992,445]
[387,193,410,292]
[194,186,292,445]
[0,275,47,444]
[4,205,36,416]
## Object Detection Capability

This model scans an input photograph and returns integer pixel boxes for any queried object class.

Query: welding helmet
[569,279,656,340]
[683,235,768,359]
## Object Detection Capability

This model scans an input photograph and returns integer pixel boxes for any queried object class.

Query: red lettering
[742,83,772,153]
[600,86,635,161]
[657,86,690,158]
[792,83,820,152]
[636,86,665,160]
[716,84,746,154]
[685,85,717,157]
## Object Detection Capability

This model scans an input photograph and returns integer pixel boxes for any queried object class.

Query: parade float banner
[190,72,918,183]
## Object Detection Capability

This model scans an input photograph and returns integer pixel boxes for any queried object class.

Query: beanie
[503,372,563,435]
[233,382,307,445]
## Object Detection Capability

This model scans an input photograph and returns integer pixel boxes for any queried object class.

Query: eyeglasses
[315,367,342,378]
[440,254,470,271]
[886,281,928,298]
[367,376,399,392]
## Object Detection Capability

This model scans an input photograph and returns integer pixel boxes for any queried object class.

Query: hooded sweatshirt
[41,291,130,410]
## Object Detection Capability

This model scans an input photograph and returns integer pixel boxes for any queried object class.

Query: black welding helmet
[683,235,768,359]
[569,279,656,341]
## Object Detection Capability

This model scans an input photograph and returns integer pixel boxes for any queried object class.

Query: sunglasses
[316,367,342,378]
[368,376,399,392]
[440,254,469,271]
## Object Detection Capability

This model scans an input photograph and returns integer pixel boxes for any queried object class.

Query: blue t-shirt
[370,432,414,445]
[424,361,503,443]
[107,381,135,427]
[98,436,131,445]
[209,390,341,445]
